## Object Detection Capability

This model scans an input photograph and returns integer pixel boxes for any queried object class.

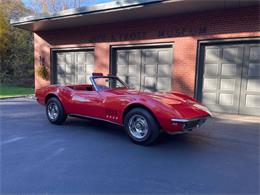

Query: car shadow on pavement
[63,116,203,148]
[63,116,260,150]
[64,117,126,136]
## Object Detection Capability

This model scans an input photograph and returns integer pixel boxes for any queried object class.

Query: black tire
[124,108,160,145]
[46,97,67,125]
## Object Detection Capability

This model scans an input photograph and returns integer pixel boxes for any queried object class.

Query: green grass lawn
[0,85,34,98]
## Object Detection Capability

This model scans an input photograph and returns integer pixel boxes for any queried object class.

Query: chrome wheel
[47,102,59,120]
[128,114,149,139]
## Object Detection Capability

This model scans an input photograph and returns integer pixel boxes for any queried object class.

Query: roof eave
[10,0,166,30]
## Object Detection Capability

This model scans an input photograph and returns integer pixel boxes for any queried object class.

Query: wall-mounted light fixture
[39,55,45,66]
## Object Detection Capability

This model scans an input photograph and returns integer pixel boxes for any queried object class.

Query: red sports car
[36,73,211,145]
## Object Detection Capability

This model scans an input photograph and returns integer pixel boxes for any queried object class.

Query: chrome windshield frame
[90,76,129,92]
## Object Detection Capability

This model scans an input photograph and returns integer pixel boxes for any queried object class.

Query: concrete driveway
[0,98,259,194]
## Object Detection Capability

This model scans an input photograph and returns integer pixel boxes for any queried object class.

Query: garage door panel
[86,64,93,74]
[223,47,239,62]
[202,42,260,116]
[57,53,65,63]
[76,75,86,84]
[204,63,219,76]
[247,79,260,92]
[248,63,260,76]
[249,46,260,60]
[57,74,65,84]
[65,75,72,84]
[144,76,156,92]
[77,65,85,73]
[57,64,66,74]
[144,76,156,87]
[205,48,221,63]
[158,64,171,76]
[75,53,86,84]
[158,50,170,64]
[116,50,141,89]
[219,93,234,106]
[221,63,237,76]
[202,44,243,114]
[55,50,94,85]
[114,46,172,92]
[144,51,157,65]
[86,53,94,65]
[203,78,218,90]
[220,79,236,91]
[75,52,85,64]
[203,93,217,105]
[239,44,260,115]
[117,65,127,76]
[245,95,260,107]
[142,48,172,92]
[65,53,73,64]
[129,50,141,65]
[65,64,73,74]
[144,64,156,76]
[117,51,128,65]
[57,53,66,75]
[157,78,172,91]
[128,65,138,75]
[128,76,139,89]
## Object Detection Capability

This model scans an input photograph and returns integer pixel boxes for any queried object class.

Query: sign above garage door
[199,42,260,116]
[53,49,94,85]
[112,45,173,92]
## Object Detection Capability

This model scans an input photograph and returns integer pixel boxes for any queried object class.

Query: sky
[22,0,114,9]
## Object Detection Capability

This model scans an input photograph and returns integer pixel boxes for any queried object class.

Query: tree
[0,0,33,86]
[29,0,85,13]
[0,5,9,54]
[0,0,102,86]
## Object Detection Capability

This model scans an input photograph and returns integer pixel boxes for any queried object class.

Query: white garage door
[201,42,260,116]
[54,50,94,84]
[113,46,173,92]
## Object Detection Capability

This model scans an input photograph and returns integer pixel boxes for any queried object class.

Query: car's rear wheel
[46,97,67,124]
[124,108,160,145]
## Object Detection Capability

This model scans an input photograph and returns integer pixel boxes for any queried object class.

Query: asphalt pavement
[0,98,259,194]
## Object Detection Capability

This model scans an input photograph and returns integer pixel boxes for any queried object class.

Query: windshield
[92,77,128,91]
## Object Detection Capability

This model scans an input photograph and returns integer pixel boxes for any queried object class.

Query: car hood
[106,89,193,104]
[140,91,189,105]
[105,89,187,103]
[104,89,210,118]
[139,91,211,118]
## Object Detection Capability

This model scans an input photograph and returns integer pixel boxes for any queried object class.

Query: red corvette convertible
[36,73,211,145]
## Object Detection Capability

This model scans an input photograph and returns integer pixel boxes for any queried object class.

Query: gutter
[10,0,168,26]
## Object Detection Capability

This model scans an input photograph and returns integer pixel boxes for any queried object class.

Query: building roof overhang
[10,0,259,32]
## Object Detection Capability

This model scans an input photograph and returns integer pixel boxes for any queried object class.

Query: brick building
[11,0,260,116]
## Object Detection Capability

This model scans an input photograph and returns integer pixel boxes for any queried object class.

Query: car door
[70,90,103,118]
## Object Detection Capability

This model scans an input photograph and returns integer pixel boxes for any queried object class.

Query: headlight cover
[193,103,212,115]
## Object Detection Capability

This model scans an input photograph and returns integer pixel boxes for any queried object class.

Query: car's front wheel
[124,108,160,145]
[46,97,67,125]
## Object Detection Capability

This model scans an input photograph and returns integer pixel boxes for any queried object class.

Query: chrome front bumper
[171,116,210,131]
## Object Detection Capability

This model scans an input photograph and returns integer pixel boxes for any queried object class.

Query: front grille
[183,118,207,130]
[183,120,199,129]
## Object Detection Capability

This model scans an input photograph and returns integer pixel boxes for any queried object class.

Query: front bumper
[171,115,210,131]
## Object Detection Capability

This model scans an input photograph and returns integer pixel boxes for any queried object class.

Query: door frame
[195,37,260,101]
[51,47,94,84]
[110,43,174,91]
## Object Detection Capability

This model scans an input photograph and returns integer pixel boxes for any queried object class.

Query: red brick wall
[34,6,260,96]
